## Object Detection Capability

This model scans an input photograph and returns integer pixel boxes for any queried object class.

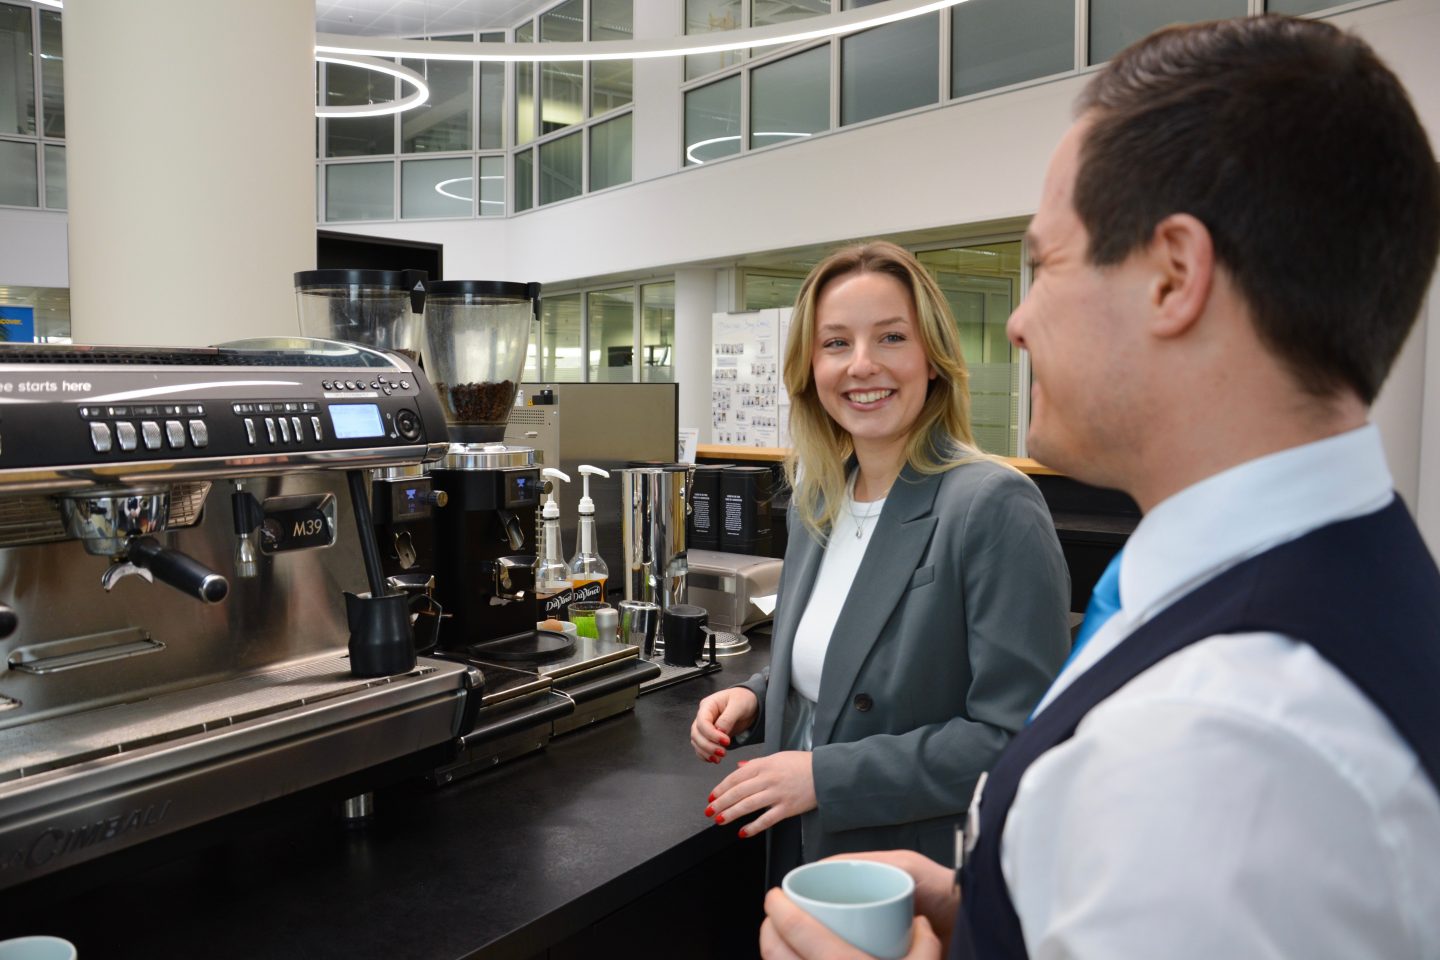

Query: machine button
[310,416,323,441]
[165,420,186,449]
[107,406,130,417]
[400,380,410,390]
[370,380,381,389]
[283,402,299,413]
[321,380,333,391]
[132,405,158,417]
[277,417,291,443]
[302,402,317,413]
[257,403,274,413]
[244,418,256,445]
[162,404,182,416]
[89,421,113,453]
[382,384,392,396]
[115,421,139,452]
[184,404,205,416]
[264,418,277,444]
[141,421,163,450]
[290,416,303,441]
[188,419,209,447]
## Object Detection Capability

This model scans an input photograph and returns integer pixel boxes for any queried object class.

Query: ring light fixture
[316,56,430,118]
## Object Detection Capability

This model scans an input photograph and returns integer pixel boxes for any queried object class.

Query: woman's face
[811,270,937,458]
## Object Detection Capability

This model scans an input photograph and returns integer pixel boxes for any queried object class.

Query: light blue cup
[0,938,77,960]
[782,859,915,959]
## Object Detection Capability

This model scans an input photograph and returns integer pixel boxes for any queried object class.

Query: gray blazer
[736,459,1070,882]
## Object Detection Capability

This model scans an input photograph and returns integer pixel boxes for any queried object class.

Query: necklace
[847,476,887,539]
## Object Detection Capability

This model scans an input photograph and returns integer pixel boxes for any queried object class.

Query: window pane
[479,155,505,217]
[516,22,536,145]
[1,4,35,136]
[402,156,472,218]
[916,241,1023,456]
[515,148,533,212]
[0,139,37,207]
[754,0,828,27]
[684,76,741,166]
[841,14,939,126]
[588,288,636,383]
[685,0,743,81]
[325,162,394,221]
[479,33,505,149]
[539,131,582,205]
[540,293,583,381]
[1089,0,1246,65]
[640,282,675,383]
[325,62,396,157]
[540,0,583,134]
[952,0,1072,99]
[39,9,62,138]
[1267,0,1343,12]
[591,0,632,115]
[751,45,828,150]
[43,143,63,209]
[743,272,805,311]
[590,112,632,192]
[402,39,473,153]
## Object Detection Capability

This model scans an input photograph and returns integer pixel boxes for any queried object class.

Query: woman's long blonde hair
[784,241,988,541]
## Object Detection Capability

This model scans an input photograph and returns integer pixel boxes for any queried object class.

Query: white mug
[0,937,77,960]
[782,859,915,959]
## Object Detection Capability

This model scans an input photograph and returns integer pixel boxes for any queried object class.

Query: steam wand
[347,469,391,599]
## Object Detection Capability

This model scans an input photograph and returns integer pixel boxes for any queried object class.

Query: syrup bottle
[535,468,572,620]
[568,465,610,604]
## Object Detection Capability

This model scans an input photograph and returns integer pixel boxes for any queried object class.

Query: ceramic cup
[781,859,915,960]
[0,937,77,960]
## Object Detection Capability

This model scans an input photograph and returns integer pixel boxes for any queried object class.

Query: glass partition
[43,143,64,209]
[591,0,633,115]
[325,62,396,157]
[685,75,742,166]
[402,156,472,218]
[402,38,473,153]
[640,282,676,383]
[326,161,394,220]
[39,8,62,138]
[590,113,632,191]
[0,139,37,207]
[751,45,828,150]
[479,155,505,216]
[587,287,636,382]
[0,4,34,137]
[514,148,533,212]
[952,0,1073,98]
[685,0,744,81]
[539,131,583,205]
[841,14,939,126]
[540,293,584,381]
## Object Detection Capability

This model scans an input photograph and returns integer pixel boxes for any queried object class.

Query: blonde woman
[689,241,1070,881]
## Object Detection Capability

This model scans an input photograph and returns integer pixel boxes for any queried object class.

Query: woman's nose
[847,342,878,376]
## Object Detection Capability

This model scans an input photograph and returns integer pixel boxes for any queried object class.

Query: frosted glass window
[952,0,1073,99]
[640,282,675,383]
[684,76,741,166]
[685,0,743,81]
[515,148,533,212]
[402,39,472,153]
[0,139,36,207]
[539,132,582,205]
[479,155,505,217]
[590,113,631,192]
[540,0,583,135]
[516,22,536,145]
[1,4,35,136]
[39,9,62,138]
[841,14,939,126]
[754,0,829,27]
[1090,0,1246,65]
[479,33,505,149]
[540,293,583,381]
[402,156,472,219]
[325,62,395,157]
[325,162,394,221]
[751,45,828,150]
[591,0,633,115]
[43,143,63,209]
[588,288,636,383]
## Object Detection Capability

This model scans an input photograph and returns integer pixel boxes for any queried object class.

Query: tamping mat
[469,629,576,663]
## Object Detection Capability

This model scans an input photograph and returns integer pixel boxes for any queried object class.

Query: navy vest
[951,498,1440,960]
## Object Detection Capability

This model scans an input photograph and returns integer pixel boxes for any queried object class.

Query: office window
[43,143,63,209]
[590,113,632,192]
[516,22,536,145]
[640,282,676,383]
[685,0,744,81]
[952,0,1073,99]
[402,39,473,154]
[479,33,505,149]
[841,14,939,126]
[751,46,828,151]
[588,287,636,382]
[326,161,394,221]
[539,131,582,205]
[743,272,806,311]
[325,62,395,157]
[753,0,829,27]
[39,9,62,138]
[1,4,35,136]
[479,155,505,217]
[540,293,583,381]
[1089,0,1246,64]
[540,0,584,136]
[591,0,633,115]
[401,156,472,218]
[515,148,534,212]
[1267,0,1345,11]
[0,139,36,207]
[685,76,741,166]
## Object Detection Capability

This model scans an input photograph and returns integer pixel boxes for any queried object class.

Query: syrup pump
[536,468,571,619]
[569,465,610,603]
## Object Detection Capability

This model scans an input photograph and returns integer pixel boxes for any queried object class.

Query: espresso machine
[0,338,472,893]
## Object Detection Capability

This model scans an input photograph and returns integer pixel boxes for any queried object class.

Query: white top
[1006,425,1440,958]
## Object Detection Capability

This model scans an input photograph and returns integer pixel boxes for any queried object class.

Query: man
[759,14,1440,960]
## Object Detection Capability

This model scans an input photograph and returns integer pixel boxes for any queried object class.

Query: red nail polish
[705,806,714,817]
[715,748,726,758]
[737,760,749,766]
[715,814,726,825]
[708,793,716,802]
[738,828,748,838]
[720,735,731,746]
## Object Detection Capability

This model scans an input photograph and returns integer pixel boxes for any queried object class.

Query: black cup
[662,603,709,666]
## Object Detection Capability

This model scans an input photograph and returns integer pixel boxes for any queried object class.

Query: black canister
[720,466,774,555]
[688,464,729,550]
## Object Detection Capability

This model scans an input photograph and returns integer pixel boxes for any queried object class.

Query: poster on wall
[0,306,36,343]
[711,308,792,447]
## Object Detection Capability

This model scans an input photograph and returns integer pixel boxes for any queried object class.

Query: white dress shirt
[1008,425,1440,959]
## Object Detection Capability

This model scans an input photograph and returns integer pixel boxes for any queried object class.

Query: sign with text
[0,306,36,344]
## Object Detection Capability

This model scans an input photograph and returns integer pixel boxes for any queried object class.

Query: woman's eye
[881,333,906,344]
[822,338,847,349]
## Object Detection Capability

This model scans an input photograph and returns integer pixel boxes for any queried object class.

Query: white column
[63,0,315,346]
[674,267,717,442]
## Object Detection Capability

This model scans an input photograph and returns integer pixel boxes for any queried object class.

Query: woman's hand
[691,687,759,762]
[708,751,817,837]
[760,886,943,960]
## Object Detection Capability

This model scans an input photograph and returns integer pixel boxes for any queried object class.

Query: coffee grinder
[424,281,547,651]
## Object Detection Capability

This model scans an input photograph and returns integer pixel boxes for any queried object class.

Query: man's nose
[1007,304,1027,349]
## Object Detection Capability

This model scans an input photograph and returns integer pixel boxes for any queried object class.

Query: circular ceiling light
[316,55,429,118]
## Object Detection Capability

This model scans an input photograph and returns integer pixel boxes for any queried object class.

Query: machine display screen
[329,403,386,439]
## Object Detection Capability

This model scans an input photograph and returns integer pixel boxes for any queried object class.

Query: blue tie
[1029,549,1123,723]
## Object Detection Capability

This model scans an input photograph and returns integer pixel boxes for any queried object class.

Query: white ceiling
[315,0,558,36]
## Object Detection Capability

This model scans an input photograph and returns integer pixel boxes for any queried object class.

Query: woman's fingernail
[708,793,716,802]
[738,828,748,839]
[705,806,714,817]
[715,748,726,758]
[737,760,749,766]
[715,814,726,825]
[719,735,731,746]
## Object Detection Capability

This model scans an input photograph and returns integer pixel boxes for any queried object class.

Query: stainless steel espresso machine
[0,338,472,892]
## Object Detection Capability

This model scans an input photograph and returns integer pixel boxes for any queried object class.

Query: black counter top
[0,645,771,960]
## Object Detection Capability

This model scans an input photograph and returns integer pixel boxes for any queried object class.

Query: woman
[689,241,1070,880]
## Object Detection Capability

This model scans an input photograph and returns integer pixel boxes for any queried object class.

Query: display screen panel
[329,403,386,439]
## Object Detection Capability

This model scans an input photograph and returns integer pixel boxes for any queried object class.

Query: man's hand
[760,886,943,959]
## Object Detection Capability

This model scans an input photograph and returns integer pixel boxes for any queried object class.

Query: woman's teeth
[847,389,893,404]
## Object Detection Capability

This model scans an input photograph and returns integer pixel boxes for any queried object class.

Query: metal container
[617,465,695,641]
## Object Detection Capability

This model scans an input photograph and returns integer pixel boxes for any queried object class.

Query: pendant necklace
[848,476,886,539]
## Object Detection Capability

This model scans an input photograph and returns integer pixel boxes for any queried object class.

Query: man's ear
[1145,213,1215,339]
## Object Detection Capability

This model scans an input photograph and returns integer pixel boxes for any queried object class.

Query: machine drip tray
[468,629,576,663]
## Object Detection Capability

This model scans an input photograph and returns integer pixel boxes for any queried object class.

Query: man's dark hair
[1075,15,1440,404]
